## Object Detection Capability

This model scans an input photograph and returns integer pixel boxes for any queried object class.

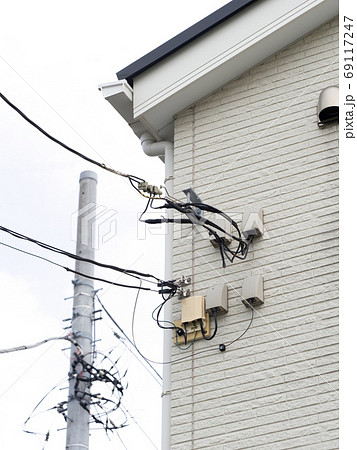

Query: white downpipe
[140,132,173,450]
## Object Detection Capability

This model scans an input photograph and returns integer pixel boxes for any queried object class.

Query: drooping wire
[0,225,165,285]
[94,291,162,385]
[132,299,255,366]
[199,308,218,341]
[138,197,255,268]
[122,404,159,450]
[152,291,179,331]
[23,376,68,439]
[0,92,144,184]
[0,335,82,355]
[0,241,159,292]
[225,301,254,348]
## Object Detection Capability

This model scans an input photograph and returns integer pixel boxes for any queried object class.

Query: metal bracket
[177,288,191,299]
[177,275,192,299]
[183,187,203,217]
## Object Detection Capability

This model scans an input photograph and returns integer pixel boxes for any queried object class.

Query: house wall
[170,17,338,450]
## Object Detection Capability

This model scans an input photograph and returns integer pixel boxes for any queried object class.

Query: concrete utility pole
[66,170,98,450]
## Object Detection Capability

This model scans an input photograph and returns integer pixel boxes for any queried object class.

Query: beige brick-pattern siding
[170,17,338,450]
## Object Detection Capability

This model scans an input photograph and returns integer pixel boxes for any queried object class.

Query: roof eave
[116,0,259,86]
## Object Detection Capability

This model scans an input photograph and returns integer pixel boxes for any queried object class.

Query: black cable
[199,308,218,341]
[225,301,254,348]
[132,301,255,366]
[0,224,164,285]
[152,293,178,331]
[139,197,253,268]
[23,377,68,439]
[0,92,144,183]
[0,241,156,292]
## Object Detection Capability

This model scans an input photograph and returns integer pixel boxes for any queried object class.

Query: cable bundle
[140,197,255,268]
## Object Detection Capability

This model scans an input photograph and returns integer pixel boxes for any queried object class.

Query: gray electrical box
[242,208,264,238]
[205,284,228,313]
[209,214,232,247]
[242,275,264,307]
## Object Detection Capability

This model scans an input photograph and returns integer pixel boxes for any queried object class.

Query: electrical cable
[171,321,197,350]
[94,292,162,384]
[68,350,124,428]
[225,301,254,348]
[131,300,255,366]
[152,292,178,331]
[0,92,144,183]
[122,404,159,450]
[0,335,82,355]
[0,225,166,285]
[0,241,159,292]
[139,197,254,268]
[199,308,218,341]
[23,376,68,438]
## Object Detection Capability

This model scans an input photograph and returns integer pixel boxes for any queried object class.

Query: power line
[0,225,175,289]
[0,335,82,355]
[0,92,144,183]
[0,241,157,292]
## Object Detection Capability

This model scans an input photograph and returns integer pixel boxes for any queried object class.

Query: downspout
[140,132,173,450]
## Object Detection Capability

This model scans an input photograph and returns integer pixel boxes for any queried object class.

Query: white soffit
[100,0,338,141]
[133,0,338,140]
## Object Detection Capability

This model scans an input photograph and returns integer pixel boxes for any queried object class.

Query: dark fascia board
[116,0,259,86]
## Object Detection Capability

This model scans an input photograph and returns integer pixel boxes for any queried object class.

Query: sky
[1,1,357,449]
[0,1,229,449]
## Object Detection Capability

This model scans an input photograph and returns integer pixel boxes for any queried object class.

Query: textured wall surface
[170,16,338,450]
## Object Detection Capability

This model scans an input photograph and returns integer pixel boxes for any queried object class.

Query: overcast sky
[1,1,356,449]
[0,1,229,449]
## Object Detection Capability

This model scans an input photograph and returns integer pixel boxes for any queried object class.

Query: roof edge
[116,0,259,86]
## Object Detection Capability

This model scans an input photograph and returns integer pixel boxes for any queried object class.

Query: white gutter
[140,132,173,450]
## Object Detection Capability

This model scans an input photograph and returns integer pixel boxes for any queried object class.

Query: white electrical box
[242,275,264,307]
[181,296,206,324]
[242,208,264,238]
[205,284,228,313]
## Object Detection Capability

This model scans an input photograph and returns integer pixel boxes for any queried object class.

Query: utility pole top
[79,170,98,183]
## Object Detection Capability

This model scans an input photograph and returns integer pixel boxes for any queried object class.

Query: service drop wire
[0,225,178,295]
[0,241,157,292]
[0,224,163,284]
[0,92,144,184]
[0,335,82,355]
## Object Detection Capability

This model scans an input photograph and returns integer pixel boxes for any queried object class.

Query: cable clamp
[73,332,92,341]
[177,275,191,287]
[177,287,190,299]
[138,181,163,196]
